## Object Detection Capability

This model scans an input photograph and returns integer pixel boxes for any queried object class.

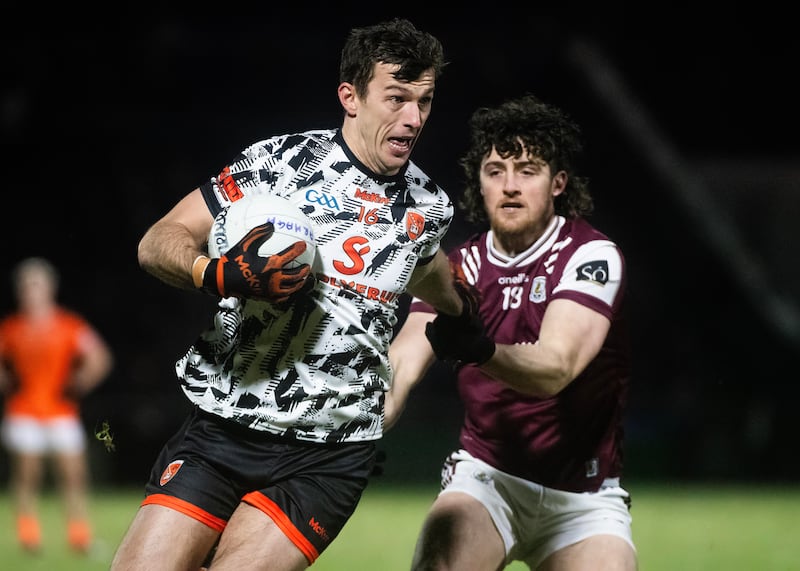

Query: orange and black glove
[198,222,312,303]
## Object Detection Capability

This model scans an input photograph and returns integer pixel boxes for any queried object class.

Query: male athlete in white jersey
[387,94,638,570]
[111,19,477,571]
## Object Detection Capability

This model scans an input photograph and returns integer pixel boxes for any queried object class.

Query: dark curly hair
[339,18,447,99]
[458,94,593,227]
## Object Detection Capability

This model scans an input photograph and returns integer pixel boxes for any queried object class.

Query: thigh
[411,491,506,571]
[12,451,45,483]
[539,534,638,571]
[52,449,87,486]
[142,410,244,526]
[48,418,88,484]
[243,438,377,563]
[110,504,219,570]
[209,503,309,571]
[140,409,376,566]
[518,484,636,569]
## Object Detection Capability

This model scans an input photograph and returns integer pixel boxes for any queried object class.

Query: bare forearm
[385,312,436,430]
[138,222,206,290]
[480,342,570,398]
[384,355,434,430]
[480,301,611,397]
[383,380,412,432]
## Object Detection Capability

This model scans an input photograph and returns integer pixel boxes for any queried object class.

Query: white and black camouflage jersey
[177,129,453,443]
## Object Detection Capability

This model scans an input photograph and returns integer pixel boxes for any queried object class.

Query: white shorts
[439,449,635,568]
[1,414,87,454]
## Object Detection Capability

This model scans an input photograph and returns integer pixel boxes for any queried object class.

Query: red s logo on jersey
[333,236,371,275]
[331,210,425,276]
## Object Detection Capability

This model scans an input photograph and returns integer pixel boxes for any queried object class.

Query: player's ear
[551,170,568,197]
[338,82,358,117]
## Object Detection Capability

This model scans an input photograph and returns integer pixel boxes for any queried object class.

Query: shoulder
[403,161,444,193]
[239,129,337,159]
[564,217,618,246]
[56,308,91,330]
[448,232,487,260]
[400,164,453,228]
[559,217,622,257]
[554,220,626,290]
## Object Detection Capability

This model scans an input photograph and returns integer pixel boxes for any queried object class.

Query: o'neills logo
[159,460,184,486]
[405,210,425,241]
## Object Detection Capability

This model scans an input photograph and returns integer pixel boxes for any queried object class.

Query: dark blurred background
[2,7,798,487]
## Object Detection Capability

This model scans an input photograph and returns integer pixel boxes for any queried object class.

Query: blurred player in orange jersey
[0,257,113,554]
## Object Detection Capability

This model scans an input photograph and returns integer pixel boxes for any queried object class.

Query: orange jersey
[0,308,93,418]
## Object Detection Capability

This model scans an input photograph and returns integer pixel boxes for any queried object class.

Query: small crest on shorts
[160,459,185,486]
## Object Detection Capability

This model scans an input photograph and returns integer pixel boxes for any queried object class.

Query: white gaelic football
[207,193,316,269]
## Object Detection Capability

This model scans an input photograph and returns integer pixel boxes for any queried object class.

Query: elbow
[540,364,581,397]
[137,234,157,273]
[518,369,573,399]
[537,375,570,398]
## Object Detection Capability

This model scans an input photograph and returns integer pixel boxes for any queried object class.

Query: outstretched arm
[481,299,611,397]
[385,310,436,431]
[385,249,478,430]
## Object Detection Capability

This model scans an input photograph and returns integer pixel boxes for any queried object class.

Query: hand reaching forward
[424,261,495,366]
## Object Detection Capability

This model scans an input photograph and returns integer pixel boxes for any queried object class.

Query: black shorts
[142,407,377,562]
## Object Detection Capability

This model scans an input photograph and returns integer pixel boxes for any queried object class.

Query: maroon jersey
[410,216,630,492]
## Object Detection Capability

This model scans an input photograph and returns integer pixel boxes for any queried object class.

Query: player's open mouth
[388,137,412,153]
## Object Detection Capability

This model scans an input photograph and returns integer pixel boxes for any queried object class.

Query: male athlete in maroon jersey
[387,94,637,570]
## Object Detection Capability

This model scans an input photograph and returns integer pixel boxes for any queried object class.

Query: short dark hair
[459,94,594,227]
[339,18,446,98]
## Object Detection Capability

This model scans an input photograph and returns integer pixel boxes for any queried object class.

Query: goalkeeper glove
[199,222,312,303]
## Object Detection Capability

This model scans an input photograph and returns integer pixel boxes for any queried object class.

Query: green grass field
[1,482,797,570]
